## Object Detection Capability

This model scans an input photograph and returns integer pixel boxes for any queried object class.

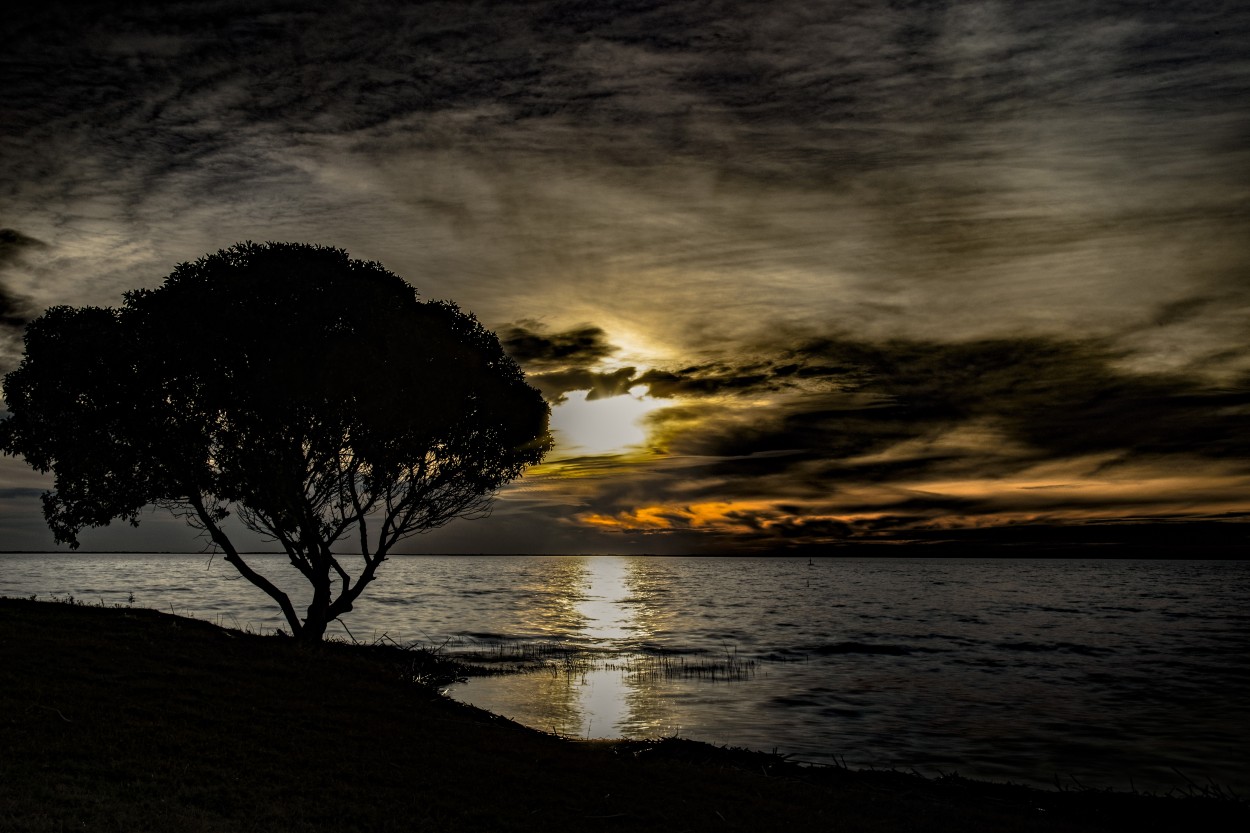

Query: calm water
[3,553,1247,793]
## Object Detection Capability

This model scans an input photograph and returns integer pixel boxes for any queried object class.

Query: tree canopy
[0,242,551,640]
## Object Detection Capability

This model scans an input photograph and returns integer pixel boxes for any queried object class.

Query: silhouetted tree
[0,242,551,640]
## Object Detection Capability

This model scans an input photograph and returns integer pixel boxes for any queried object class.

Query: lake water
[3,553,1247,794]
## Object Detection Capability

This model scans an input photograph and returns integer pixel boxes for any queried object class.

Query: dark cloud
[741,514,855,542]
[4,2,1246,341]
[643,335,1250,467]
[0,228,42,330]
[528,366,637,404]
[0,298,27,331]
[894,518,1250,550]
[0,487,45,500]
[499,321,618,369]
[635,364,777,398]
[8,2,1245,203]
[497,321,630,402]
[796,337,1250,463]
[1151,295,1221,328]
[0,228,47,269]
[642,501,1250,555]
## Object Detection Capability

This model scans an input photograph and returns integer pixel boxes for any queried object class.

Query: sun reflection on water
[576,556,631,643]
[449,556,681,739]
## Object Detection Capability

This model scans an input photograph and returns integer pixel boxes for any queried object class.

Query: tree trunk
[299,563,334,642]
[188,496,304,636]
[296,609,329,642]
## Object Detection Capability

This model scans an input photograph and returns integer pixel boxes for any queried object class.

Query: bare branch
[188,493,302,636]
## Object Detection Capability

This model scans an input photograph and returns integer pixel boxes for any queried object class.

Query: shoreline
[3,547,1247,558]
[2,597,1245,832]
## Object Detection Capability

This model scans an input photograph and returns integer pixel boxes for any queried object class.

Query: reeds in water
[610,649,758,682]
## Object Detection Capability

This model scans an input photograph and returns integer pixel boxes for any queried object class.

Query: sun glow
[549,387,665,457]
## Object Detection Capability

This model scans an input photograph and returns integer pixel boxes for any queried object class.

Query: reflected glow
[575,667,631,739]
[448,556,678,739]
[566,556,672,738]
[576,555,631,641]
[549,388,665,456]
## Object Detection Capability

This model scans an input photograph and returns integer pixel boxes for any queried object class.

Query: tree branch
[187,494,302,636]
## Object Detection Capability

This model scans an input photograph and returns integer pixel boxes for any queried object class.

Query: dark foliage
[0,242,551,639]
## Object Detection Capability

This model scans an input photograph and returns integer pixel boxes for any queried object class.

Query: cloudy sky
[2,0,1247,554]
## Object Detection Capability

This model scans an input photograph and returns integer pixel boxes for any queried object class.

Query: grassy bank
[1,598,1243,832]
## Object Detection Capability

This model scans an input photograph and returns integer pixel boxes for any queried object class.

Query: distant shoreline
[2,547,1246,559]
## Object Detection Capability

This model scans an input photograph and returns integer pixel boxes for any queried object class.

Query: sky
[1,0,1248,554]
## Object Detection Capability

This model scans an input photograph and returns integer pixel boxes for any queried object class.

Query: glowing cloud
[548,387,667,457]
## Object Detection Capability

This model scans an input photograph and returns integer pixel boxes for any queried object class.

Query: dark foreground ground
[1,598,1244,832]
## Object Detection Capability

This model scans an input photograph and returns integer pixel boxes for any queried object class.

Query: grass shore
[1,598,1244,832]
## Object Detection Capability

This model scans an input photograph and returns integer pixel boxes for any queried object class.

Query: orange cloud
[577,501,777,533]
